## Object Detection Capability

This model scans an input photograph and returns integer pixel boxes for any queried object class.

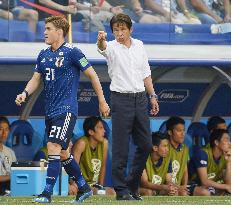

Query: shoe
[224,191,231,196]
[116,193,135,200]
[131,192,143,200]
[73,190,93,203]
[33,193,51,203]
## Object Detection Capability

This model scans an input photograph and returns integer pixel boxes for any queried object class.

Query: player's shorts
[45,112,76,150]
[187,184,217,196]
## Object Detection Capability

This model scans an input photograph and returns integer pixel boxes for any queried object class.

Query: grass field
[0,196,230,205]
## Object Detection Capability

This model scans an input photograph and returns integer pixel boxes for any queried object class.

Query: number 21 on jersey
[45,68,55,81]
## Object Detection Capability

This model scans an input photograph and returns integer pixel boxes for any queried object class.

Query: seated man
[0,0,38,32]
[140,132,178,196]
[144,0,201,24]
[166,116,189,195]
[0,116,17,196]
[189,129,231,195]
[72,116,115,196]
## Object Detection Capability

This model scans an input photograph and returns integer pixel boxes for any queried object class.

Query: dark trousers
[111,92,152,196]
[0,181,10,195]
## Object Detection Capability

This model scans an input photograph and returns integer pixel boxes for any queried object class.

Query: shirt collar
[154,157,163,167]
[115,37,135,48]
[171,143,183,151]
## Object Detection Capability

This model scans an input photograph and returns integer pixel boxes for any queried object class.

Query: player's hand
[99,101,110,118]
[15,92,26,106]
[224,149,231,162]
[98,31,107,42]
[150,97,159,116]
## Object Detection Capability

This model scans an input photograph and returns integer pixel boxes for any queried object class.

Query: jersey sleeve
[34,50,43,73]
[71,47,92,72]
[192,149,208,169]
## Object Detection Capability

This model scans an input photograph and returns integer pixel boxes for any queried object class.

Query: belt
[111,91,146,98]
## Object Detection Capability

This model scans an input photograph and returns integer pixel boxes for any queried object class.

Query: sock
[62,155,88,191]
[43,155,61,195]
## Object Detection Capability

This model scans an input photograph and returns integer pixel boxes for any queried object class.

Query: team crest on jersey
[55,57,64,67]
[172,160,180,184]
[152,175,162,185]
[41,58,46,63]
[59,52,63,56]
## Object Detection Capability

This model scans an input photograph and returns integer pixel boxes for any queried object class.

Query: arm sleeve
[71,47,92,72]
[193,149,208,169]
[34,50,43,73]
[141,43,151,79]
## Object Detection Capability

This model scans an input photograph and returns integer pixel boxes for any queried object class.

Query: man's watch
[23,90,29,98]
[149,93,158,100]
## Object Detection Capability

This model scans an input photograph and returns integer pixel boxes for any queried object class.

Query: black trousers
[111,92,152,196]
[0,181,10,195]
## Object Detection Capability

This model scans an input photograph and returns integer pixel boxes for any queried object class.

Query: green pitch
[0,196,230,205]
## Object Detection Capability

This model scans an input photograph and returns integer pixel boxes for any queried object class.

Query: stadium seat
[186,122,210,156]
[0,19,9,41]
[6,120,43,161]
[159,120,167,134]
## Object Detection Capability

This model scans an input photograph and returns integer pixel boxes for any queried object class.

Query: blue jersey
[34,43,91,119]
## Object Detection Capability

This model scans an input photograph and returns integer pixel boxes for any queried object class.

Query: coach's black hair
[110,13,132,32]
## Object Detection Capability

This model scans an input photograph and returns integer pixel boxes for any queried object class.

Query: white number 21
[45,68,55,81]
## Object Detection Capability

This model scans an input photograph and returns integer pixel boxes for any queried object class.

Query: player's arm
[15,72,41,106]
[39,0,76,14]
[98,138,108,185]
[83,67,110,117]
[140,169,169,191]
[197,166,229,190]
[0,175,10,182]
[72,138,86,163]
[223,149,231,185]
[181,166,188,186]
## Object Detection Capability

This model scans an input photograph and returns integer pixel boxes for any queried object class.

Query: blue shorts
[45,113,76,150]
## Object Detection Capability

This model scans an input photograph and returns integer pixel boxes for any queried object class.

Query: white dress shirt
[98,38,151,93]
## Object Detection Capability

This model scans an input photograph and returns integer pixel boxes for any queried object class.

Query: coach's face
[44,22,62,45]
[112,22,132,45]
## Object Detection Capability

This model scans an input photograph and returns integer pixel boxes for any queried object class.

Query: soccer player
[189,129,231,195]
[166,116,189,195]
[140,132,177,196]
[15,16,110,203]
[72,116,115,196]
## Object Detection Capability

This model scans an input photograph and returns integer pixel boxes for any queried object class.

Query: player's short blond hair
[45,16,69,37]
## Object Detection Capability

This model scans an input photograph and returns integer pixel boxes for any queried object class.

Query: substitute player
[15,16,110,203]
